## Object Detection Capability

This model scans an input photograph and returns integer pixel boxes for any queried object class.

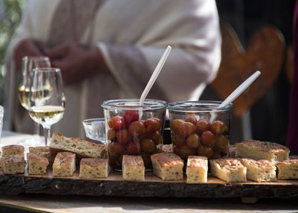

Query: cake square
[122,155,145,181]
[79,158,109,178]
[2,145,24,157]
[240,158,276,182]
[186,156,208,183]
[1,155,26,174]
[210,158,247,182]
[52,152,76,177]
[235,140,289,163]
[29,146,52,164]
[276,159,298,179]
[151,152,184,181]
[27,153,49,175]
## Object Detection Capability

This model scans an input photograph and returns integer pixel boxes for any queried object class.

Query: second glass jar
[168,101,233,161]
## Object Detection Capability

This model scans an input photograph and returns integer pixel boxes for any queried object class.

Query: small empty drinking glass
[82,118,106,143]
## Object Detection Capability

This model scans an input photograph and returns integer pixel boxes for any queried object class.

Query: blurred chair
[209,22,285,143]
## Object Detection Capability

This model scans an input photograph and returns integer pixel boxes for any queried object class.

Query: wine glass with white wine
[18,56,51,145]
[28,68,66,146]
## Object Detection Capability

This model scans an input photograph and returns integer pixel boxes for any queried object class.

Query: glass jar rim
[101,99,167,110]
[167,101,234,112]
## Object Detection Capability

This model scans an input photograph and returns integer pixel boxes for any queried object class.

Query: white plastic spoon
[139,46,172,106]
[210,70,261,122]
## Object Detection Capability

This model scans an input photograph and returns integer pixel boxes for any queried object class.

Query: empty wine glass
[28,68,66,146]
[18,56,51,144]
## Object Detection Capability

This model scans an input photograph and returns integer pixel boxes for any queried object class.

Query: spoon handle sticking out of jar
[139,46,172,107]
[138,46,172,119]
[210,70,261,123]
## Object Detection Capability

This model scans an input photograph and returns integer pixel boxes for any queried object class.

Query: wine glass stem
[34,122,40,136]
[43,126,51,146]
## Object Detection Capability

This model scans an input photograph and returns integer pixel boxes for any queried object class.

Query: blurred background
[0,0,296,145]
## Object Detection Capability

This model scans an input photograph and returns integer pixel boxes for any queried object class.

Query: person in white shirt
[5,0,221,137]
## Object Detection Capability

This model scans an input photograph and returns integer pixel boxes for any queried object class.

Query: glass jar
[168,101,233,161]
[101,99,167,170]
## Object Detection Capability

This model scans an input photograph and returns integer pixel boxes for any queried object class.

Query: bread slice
[235,140,289,163]
[240,158,276,182]
[122,155,145,181]
[210,158,247,182]
[27,153,49,175]
[52,152,76,177]
[186,156,208,183]
[151,152,184,181]
[79,158,109,178]
[1,155,26,174]
[50,133,106,159]
[2,145,24,157]
[276,159,298,179]
[29,146,52,164]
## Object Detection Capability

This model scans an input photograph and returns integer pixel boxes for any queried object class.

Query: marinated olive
[108,116,126,131]
[124,110,139,126]
[107,129,116,140]
[178,122,196,138]
[144,118,161,134]
[197,146,214,158]
[108,142,125,155]
[200,130,216,147]
[129,121,145,136]
[186,134,200,149]
[185,113,197,125]
[147,131,162,145]
[179,145,196,160]
[210,120,227,135]
[116,129,132,144]
[196,119,210,134]
[171,133,186,147]
[140,138,156,153]
[215,135,229,151]
[126,141,141,155]
[170,119,184,133]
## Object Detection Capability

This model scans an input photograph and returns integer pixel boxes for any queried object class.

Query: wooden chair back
[211,22,286,117]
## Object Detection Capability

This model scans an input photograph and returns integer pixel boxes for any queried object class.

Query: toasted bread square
[210,158,247,182]
[50,133,106,159]
[240,158,276,182]
[151,152,184,181]
[276,159,298,179]
[52,152,76,177]
[186,156,208,183]
[235,140,289,163]
[1,155,26,174]
[27,153,49,175]
[2,145,24,157]
[79,158,109,178]
[122,155,145,181]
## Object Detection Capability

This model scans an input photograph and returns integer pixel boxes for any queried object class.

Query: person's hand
[14,38,48,71]
[47,43,109,85]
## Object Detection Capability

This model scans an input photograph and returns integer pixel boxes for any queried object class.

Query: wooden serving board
[0,169,298,202]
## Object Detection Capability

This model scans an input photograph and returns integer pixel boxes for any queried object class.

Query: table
[0,131,297,213]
